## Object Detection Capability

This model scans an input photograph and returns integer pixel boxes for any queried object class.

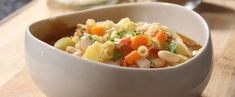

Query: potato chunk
[54,37,75,51]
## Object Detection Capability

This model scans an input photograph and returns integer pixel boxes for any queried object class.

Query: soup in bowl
[25,2,212,97]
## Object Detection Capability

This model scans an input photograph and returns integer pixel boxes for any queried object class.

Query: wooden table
[0,0,235,96]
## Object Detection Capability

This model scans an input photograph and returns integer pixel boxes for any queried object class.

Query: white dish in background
[25,2,213,97]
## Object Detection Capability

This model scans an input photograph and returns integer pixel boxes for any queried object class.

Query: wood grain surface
[0,0,235,97]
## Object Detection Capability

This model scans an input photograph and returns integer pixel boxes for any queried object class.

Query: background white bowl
[25,2,213,97]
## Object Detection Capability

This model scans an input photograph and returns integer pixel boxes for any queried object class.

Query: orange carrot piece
[130,35,149,49]
[155,31,168,41]
[120,38,132,45]
[121,60,129,67]
[124,50,142,65]
[90,26,105,36]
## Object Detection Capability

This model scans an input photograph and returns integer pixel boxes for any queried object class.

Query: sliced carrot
[120,38,132,45]
[155,31,168,42]
[90,26,105,36]
[130,35,149,49]
[124,50,142,65]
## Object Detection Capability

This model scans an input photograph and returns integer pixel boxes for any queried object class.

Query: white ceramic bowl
[25,2,213,97]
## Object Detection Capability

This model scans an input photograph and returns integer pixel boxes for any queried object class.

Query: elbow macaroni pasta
[101,41,115,60]
[54,18,202,68]
[137,46,149,57]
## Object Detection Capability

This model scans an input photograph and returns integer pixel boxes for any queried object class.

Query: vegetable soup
[54,18,202,68]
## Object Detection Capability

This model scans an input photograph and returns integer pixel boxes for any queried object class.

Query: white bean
[158,51,179,63]
[177,54,189,63]
[150,58,165,68]
[136,58,151,68]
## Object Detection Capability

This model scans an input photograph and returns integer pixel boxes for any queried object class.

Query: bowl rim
[26,2,210,71]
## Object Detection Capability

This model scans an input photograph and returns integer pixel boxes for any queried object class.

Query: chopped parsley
[132,31,141,36]
[169,42,177,53]
[168,35,173,40]
[117,31,134,38]
[109,37,115,42]
[112,51,123,61]
[88,35,96,42]
[88,35,93,40]
[117,31,126,38]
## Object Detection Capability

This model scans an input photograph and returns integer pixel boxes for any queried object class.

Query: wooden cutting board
[0,0,235,97]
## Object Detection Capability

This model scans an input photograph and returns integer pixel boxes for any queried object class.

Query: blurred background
[0,0,31,20]
[0,0,202,20]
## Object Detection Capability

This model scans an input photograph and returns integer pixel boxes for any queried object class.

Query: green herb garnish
[117,31,126,38]
[89,35,95,42]
[88,35,93,40]
[169,42,177,53]
[112,51,123,61]
[168,35,173,40]
[109,37,115,42]
[133,31,141,36]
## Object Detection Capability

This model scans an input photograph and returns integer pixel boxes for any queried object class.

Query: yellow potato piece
[82,42,105,62]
